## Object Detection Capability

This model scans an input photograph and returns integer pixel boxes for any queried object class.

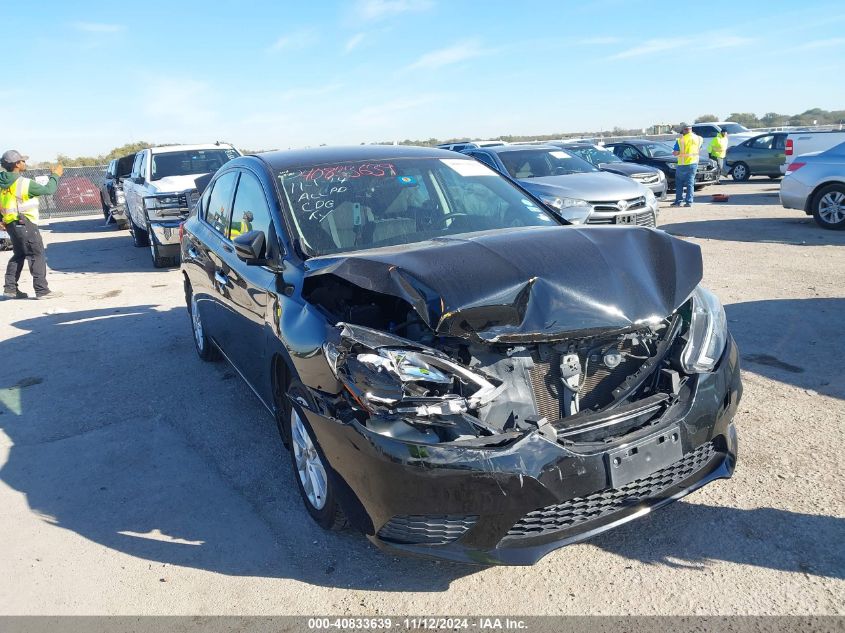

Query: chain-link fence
[19,165,108,219]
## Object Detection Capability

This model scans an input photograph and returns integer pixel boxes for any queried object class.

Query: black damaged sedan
[180,145,741,565]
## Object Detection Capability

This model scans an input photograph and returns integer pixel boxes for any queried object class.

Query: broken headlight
[681,286,728,373]
[324,330,502,417]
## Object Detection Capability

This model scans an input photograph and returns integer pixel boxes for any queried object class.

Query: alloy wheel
[191,294,204,351]
[291,409,328,510]
[818,191,845,224]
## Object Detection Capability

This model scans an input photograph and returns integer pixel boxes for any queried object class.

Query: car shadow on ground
[725,298,844,400]
[43,217,112,234]
[591,501,844,580]
[0,306,475,591]
[43,235,175,274]
[1,304,842,586]
[660,216,845,246]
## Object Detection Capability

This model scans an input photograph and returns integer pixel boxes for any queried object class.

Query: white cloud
[610,32,752,59]
[351,94,443,126]
[345,32,366,52]
[795,37,845,49]
[357,0,433,21]
[273,83,345,103]
[406,40,487,70]
[579,36,619,45]
[609,37,686,59]
[72,22,124,33]
[267,29,316,52]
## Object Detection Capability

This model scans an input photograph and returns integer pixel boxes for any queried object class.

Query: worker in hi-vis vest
[670,123,703,207]
[1,150,64,299]
[708,129,729,180]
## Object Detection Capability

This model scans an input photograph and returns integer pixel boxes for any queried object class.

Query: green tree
[760,112,789,128]
[726,112,762,128]
[695,114,719,123]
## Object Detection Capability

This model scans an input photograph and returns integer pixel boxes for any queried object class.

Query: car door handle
[214,271,228,286]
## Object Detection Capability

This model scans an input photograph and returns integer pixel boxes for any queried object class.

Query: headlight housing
[644,188,656,205]
[324,328,503,417]
[116,190,125,204]
[667,163,677,170]
[539,195,592,224]
[681,286,728,373]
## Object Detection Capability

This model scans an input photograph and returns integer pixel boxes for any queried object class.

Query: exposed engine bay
[311,274,689,448]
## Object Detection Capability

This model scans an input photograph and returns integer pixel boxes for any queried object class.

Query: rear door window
[204,171,239,238]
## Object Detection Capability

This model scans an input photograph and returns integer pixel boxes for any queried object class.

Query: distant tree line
[32,107,844,165]
[694,108,845,129]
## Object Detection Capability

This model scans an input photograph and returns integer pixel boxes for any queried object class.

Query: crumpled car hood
[304,225,702,342]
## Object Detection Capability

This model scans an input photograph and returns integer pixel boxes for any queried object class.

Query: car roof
[149,143,236,154]
[607,139,657,146]
[473,144,559,154]
[255,145,466,170]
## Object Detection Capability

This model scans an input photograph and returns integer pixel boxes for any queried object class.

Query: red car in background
[56,176,100,210]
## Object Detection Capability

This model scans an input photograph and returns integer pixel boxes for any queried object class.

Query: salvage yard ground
[0,180,843,615]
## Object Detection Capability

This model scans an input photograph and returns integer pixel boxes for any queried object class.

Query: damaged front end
[294,293,739,565]
[289,228,740,564]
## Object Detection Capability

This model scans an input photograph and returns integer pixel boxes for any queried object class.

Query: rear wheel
[812,184,845,230]
[187,287,220,361]
[731,162,750,181]
[286,382,347,531]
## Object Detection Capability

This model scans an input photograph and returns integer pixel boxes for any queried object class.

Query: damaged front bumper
[295,336,741,565]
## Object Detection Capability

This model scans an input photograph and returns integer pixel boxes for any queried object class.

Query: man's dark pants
[4,217,49,295]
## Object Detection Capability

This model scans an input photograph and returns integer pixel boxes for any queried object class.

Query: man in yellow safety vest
[1,150,64,299]
[670,123,703,208]
[708,129,729,181]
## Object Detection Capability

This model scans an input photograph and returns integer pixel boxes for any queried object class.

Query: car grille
[586,210,655,227]
[506,442,717,537]
[631,173,660,185]
[588,195,647,213]
[377,515,479,545]
[527,338,650,420]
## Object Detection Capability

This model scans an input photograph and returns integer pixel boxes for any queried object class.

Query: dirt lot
[0,179,843,616]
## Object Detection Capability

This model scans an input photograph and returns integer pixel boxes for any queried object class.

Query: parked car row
[180,144,742,564]
[107,143,241,267]
[603,139,720,189]
[460,144,660,226]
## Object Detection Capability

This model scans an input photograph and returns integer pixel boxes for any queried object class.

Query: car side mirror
[233,230,265,262]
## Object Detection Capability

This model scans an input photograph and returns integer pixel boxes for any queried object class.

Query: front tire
[812,184,845,230]
[731,162,750,181]
[129,211,149,247]
[286,383,347,531]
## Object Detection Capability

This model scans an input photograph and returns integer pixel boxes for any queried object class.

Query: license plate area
[616,213,636,225]
[605,425,683,488]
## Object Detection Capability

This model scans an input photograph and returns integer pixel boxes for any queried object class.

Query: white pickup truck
[781,131,845,174]
[123,143,241,267]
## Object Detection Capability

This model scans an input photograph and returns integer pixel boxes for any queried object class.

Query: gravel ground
[0,179,842,615]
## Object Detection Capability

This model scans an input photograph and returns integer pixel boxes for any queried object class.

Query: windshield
[637,142,675,158]
[150,148,239,180]
[565,145,622,166]
[720,123,750,134]
[277,158,560,257]
[498,149,597,179]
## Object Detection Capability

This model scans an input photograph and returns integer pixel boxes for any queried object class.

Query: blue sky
[6,0,845,160]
